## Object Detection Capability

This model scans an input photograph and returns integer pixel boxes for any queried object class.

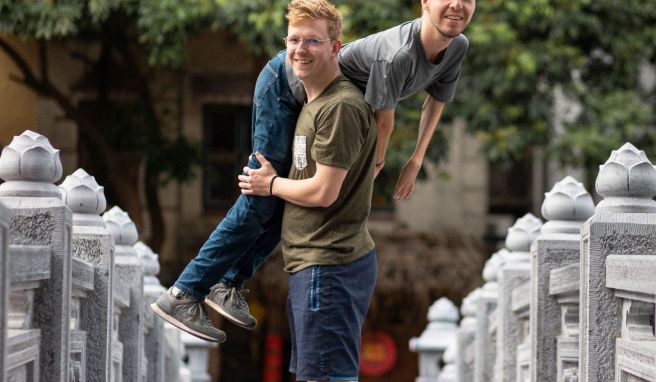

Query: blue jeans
[175,50,302,299]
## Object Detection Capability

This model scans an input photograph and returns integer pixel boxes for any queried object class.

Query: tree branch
[0,36,40,88]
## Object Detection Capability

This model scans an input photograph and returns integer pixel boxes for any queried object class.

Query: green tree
[0,0,423,246]
[452,0,656,187]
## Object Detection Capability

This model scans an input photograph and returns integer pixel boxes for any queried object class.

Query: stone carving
[541,176,595,234]
[0,130,63,197]
[103,206,143,382]
[595,142,656,212]
[135,241,167,382]
[410,298,460,382]
[497,214,542,382]
[60,169,107,227]
[103,206,138,246]
[505,213,543,253]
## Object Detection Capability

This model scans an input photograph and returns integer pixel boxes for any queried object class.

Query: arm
[373,109,395,177]
[393,96,445,200]
[238,152,348,208]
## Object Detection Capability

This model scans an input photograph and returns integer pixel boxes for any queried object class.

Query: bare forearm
[412,97,445,163]
[374,110,395,165]
[271,176,337,208]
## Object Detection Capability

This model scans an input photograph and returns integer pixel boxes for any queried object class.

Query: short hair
[286,0,343,40]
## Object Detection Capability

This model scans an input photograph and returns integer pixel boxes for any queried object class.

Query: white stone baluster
[181,332,216,382]
[0,130,71,381]
[530,176,594,382]
[513,281,530,382]
[457,289,480,382]
[410,297,460,382]
[112,277,130,382]
[0,201,8,381]
[549,263,580,382]
[438,341,457,382]
[474,249,508,382]
[103,206,144,382]
[496,213,543,382]
[135,241,167,382]
[580,143,656,381]
[164,322,188,382]
[61,168,114,382]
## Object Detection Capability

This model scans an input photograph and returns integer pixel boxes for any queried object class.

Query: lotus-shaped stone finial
[461,289,480,317]
[483,249,509,282]
[505,213,543,252]
[103,206,138,245]
[60,169,107,216]
[541,176,595,233]
[134,241,160,277]
[0,130,63,197]
[595,143,656,212]
[428,297,460,323]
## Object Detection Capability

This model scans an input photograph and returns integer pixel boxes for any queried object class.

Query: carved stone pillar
[530,176,594,382]
[0,201,8,381]
[457,289,480,382]
[103,206,144,382]
[0,130,71,381]
[549,263,580,381]
[136,241,167,382]
[580,143,656,382]
[61,168,114,382]
[474,249,507,382]
[496,214,542,382]
[181,332,217,382]
[410,298,460,382]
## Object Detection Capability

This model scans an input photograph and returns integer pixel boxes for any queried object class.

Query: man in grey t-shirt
[338,0,476,200]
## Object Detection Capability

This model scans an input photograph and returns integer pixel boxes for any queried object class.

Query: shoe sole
[150,303,226,343]
[204,298,257,331]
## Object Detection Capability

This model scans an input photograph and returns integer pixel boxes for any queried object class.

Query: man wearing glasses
[152,0,476,345]
[239,2,377,379]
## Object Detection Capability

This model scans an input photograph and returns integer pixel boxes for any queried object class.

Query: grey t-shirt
[337,18,469,111]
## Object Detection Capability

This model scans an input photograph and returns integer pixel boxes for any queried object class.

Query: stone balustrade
[413,142,656,382]
[0,130,210,381]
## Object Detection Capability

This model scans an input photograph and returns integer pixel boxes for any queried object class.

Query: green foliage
[3,0,653,202]
[453,0,656,173]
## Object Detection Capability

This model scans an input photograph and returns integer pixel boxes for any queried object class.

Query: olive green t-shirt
[281,75,377,273]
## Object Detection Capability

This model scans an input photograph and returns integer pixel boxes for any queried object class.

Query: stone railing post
[103,206,144,382]
[512,281,530,381]
[0,201,8,381]
[181,332,217,382]
[474,249,507,382]
[136,241,167,382]
[496,213,542,382]
[164,322,188,381]
[0,130,71,381]
[437,341,457,382]
[457,289,479,382]
[530,176,594,382]
[61,168,114,382]
[410,297,460,382]
[549,263,580,381]
[111,277,130,381]
[580,143,656,381]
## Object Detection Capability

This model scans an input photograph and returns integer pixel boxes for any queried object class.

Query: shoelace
[185,301,213,325]
[226,287,250,310]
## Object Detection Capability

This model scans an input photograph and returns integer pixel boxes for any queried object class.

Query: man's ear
[421,0,430,11]
[332,39,342,57]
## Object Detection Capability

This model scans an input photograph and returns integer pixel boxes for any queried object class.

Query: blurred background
[1,0,654,380]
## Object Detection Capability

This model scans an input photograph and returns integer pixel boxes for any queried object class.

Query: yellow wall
[0,35,37,145]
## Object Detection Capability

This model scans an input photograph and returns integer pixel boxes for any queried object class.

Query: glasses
[284,36,332,49]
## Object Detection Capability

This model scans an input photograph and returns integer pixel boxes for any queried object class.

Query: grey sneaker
[151,287,226,343]
[205,283,257,330]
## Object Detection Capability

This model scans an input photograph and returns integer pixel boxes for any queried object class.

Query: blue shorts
[287,250,377,381]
